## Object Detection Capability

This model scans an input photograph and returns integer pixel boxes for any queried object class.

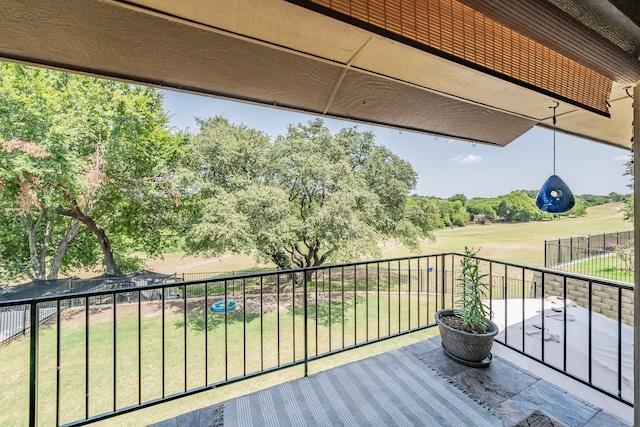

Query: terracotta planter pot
[435,309,498,365]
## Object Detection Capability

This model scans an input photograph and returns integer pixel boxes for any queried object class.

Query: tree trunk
[305,269,314,283]
[47,220,82,280]
[56,194,122,275]
[24,212,45,280]
[268,251,291,270]
[80,215,121,275]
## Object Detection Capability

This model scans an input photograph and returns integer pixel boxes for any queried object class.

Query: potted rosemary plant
[435,247,498,366]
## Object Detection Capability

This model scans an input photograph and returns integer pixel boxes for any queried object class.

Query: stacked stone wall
[532,271,633,326]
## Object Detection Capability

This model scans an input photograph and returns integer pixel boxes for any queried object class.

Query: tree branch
[47,220,82,280]
[54,185,122,275]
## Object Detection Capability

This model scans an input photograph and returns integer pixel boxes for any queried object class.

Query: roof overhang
[2,0,640,148]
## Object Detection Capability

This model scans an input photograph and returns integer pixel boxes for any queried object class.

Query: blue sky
[162,89,631,199]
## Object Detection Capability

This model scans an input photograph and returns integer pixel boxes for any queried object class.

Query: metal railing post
[303,269,309,377]
[29,301,38,427]
[440,254,446,309]
[23,305,28,337]
[570,237,573,262]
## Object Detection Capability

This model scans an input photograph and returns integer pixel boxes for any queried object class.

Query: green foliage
[439,200,470,227]
[405,196,444,234]
[495,191,545,222]
[448,193,467,206]
[608,192,627,203]
[571,202,587,216]
[578,194,610,207]
[610,241,634,272]
[449,191,624,225]
[466,199,497,222]
[454,247,490,333]
[569,201,587,216]
[182,118,428,270]
[0,63,183,281]
[519,189,539,199]
[111,253,145,275]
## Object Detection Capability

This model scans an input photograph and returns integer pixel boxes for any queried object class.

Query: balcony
[0,253,633,426]
[148,337,627,427]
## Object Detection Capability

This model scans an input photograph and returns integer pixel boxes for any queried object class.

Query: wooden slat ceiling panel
[455,0,640,84]
[351,0,368,21]
[308,0,613,115]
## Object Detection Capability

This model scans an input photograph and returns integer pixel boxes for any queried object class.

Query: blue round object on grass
[211,300,237,312]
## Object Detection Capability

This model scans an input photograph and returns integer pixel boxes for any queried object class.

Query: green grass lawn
[140,203,629,276]
[1,292,444,427]
[557,253,634,283]
[382,202,630,266]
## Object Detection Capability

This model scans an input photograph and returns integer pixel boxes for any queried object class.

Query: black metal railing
[0,253,632,427]
[544,231,634,282]
[545,231,633,265]
[0,270,269,346]
[473,255,633,408]
[544,246,634,282]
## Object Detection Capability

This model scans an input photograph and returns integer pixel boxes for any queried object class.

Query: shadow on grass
[176,309,260,332]
[289,296,365,326]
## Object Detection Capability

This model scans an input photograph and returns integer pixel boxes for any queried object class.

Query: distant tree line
[408,190,628,228]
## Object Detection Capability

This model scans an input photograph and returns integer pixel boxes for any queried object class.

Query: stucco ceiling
[2,0,639,148]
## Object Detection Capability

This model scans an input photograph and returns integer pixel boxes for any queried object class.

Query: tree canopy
[182,118,431,269]
[439,200,470,227]
[466,199,497,222]
[0,63,182,281]
[495,191,543,222]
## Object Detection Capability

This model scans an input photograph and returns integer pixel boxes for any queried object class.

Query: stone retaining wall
[532,271,633,326]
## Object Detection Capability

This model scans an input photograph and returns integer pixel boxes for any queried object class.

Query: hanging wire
[549,102,559,175]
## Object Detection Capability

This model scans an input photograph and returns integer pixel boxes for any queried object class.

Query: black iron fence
[544,231,633,282]
[0,270,276,345]
[0,253,631,427]
[177,269,276,283]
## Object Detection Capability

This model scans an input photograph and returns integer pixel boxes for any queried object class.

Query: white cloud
[450,154,482,164]
[612,155,631,162]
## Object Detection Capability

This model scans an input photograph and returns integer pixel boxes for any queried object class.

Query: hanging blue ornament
[536,174,575,213]
[536,102,574,214]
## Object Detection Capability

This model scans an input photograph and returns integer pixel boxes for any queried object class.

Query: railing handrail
[544,230,634,246]
[470,254,633,290]
[0,252,454,305]
[1,251,632,307]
